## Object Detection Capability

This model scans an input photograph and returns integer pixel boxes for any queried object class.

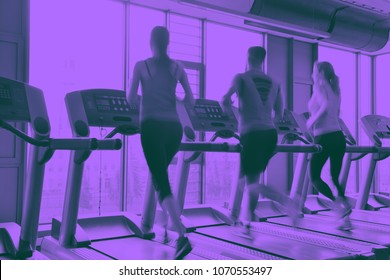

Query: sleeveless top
[237,71,279,135]
[140,58,181,123]
[312,84,341,136]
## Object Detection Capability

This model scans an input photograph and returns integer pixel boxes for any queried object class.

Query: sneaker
[286,197,302,227]
[175,237,192,260]
[232,223,254,240]
[337,216,354,231]
[334,197,352,219]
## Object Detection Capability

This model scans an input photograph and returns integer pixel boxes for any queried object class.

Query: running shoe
[232,223,254,240]
[337,216,354,231]
[175,237,192,260]
[286,197,302,227]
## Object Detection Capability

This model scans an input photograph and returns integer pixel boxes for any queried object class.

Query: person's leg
[328,132,352,230]
[158,122,186,238]
[157,123,184,242]
[239,132,262,226]
[240,130,278,226]
[329,132,347,199]
[258,131,288,204]
[258,130,288,204]
[242,174,261,223]
[141,121,185,237]
[310,135,335,201]
[256,130,301,222]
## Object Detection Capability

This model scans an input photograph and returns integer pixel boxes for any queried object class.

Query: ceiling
[338,0,390,14]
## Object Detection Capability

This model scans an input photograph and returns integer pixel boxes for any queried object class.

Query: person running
[127,26,195,258]
[222,46,299,238]
[307,61,353,231]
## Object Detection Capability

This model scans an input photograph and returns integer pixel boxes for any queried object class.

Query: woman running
[222,46,298,238]
[128,26,195,258]
[307,61,352,231]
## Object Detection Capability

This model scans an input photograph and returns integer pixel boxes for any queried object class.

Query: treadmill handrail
[0,119,98,150]
[345,146,377,154]
[0,119,48,147]
[179,142,241,153]
[178,142,322,153]
[95,139,122,150]
[275,144,321,153]
[183,129,241,163]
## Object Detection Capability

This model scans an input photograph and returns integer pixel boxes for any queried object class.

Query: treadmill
[317,114,390,225]
[357,115,390,211]
[143,100,385,260]
[264,114,390,259]
[40,89,281,260]
[295,114,390,214]
[0,77,105,259]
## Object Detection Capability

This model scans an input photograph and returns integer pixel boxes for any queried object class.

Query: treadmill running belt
[267,216,390,259]
[91,237,203,260]
[158,233,285,260]
[196,225,373,260]
[320,210,390,226]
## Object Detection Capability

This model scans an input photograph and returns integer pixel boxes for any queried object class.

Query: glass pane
[126,5,166,213]
[30,0,125,223]
[358,55,372,193]
[375,54,390,194]
[318,46,357,194]
[205,22,262,206]
[169,14,202,63]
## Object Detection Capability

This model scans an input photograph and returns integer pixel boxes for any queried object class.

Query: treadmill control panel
[0,77,30,122]
[338,118,356,145]
[94,95,133,113]
[276,110,313,143]
[361,115,390,146]
[80,89,139,128]
[183,99,238,132]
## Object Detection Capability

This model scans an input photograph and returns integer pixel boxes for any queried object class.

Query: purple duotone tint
[2,0,383,260]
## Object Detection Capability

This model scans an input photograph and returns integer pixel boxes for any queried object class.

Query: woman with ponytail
[307,61,353,231]
[128,26,195,259]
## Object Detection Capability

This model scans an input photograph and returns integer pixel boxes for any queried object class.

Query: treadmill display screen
[195,107,206,114]
[94,96,131,114]
[0,85,12,105]
[96,99,110,106]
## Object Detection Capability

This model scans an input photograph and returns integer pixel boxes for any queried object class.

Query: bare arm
[221,75,240,106]
[178,66,195,106]
[127,62,141,106]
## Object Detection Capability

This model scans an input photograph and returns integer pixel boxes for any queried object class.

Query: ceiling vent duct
[176,0,390,52]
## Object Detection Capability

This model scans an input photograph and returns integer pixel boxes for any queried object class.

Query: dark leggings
[141,120,183,203]
[310,131,346,201]
[240,129,278,180]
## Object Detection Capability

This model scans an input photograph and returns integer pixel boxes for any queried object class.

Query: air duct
[176,0,390,52]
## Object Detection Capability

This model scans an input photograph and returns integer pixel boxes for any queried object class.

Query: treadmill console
[0,77,30,122]
[181,99,238,132]
[338,118,356,145]
[276,110,313,143]
[361,115,390,146]
[66,89,140,130]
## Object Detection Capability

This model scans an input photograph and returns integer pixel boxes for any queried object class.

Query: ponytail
[317,61,340,95]
[329,74,340,95]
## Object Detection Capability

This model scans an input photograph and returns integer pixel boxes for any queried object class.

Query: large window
[205,23,263,205]
[30,0,125,223]
[126,5,166,214]
[318,46,357,194]
[375,54,390,194]
[358,55,373,192]
[169,14,203,205]
[126,10,203,211]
